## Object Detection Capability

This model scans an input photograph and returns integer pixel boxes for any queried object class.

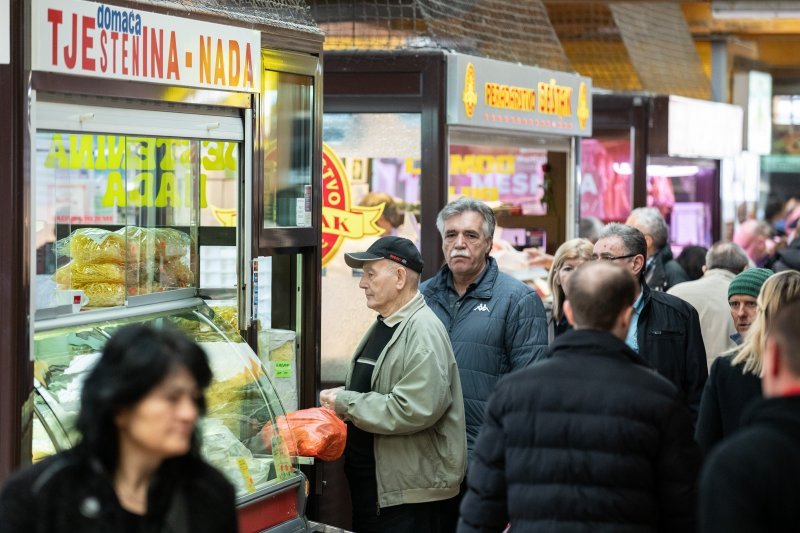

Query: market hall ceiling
[309,1,800,97]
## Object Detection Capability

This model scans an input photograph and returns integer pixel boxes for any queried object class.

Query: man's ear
[618,305,634,332]
[702,265,707,273]
[395,266,408,290]
[762,336,782,396]
[631,254,646,277]
[643,234,654,252]
[563,300,575,326]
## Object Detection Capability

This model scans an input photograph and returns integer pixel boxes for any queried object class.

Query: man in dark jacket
[626,207,689,291]
[459,261,701,532]
[594,223,707,422]
[421,197,547,531]
[699,299,800,533]
[421,197,548,456]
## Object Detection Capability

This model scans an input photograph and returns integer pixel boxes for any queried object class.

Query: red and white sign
[32,0,260,93]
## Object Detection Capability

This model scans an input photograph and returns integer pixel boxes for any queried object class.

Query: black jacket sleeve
[695,359,723,455]
[457,387,509,533]
[0,465,38,533]
[684,305,708,423]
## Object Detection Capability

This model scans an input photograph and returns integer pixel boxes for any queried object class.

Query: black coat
[636,282,708,422]
[646,245,689,292]
[458,329,701,533]
[695,354,762,455]
[699,395,800,533]
[0,448,237,533]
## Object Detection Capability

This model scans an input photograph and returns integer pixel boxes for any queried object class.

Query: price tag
[271,433,294,481]
[274,361,292,378]
[236,457,257,493]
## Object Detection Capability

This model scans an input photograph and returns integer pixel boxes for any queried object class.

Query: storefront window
[262,70,314,228]
[579,136,633,224]
[320,112,421,384]
[646,158,718,249]
[34,132,242,312]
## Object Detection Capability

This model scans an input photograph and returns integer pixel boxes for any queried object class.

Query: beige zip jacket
[334,291,467,508]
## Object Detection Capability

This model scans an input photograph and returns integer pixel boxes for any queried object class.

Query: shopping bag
[261,407,347,462]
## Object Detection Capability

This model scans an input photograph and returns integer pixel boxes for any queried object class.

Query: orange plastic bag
[261,407,347,462]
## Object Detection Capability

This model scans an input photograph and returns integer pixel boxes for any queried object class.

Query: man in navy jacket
[459,262,700,532]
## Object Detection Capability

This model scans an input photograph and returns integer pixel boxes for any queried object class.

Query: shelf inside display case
[32,297,306,500]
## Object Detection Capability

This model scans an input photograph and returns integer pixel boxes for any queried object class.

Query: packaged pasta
[155,228,192,259]
[158,257,194,288]
[57,228,126,264]
[81,282,125,307]
[53,261,126,287]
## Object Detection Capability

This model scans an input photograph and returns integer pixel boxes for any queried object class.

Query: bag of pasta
[157,257,194,288]
[81,282,125,307]
[53,261,126,287]
[155,228,192,259]
[115,226,157,262]
[57,228,126,264]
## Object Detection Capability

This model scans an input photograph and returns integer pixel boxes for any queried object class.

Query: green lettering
[201,141,225,171]
[101,171,127,207]
[155,172,177,207]
[69,134,95,169]
[128,172,155,207]
[44,134,69,169]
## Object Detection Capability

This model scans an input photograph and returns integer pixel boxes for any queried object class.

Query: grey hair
[598,223,648,259]
[706,241,749,275]
[436,197,496,238]
[629,207,669,248]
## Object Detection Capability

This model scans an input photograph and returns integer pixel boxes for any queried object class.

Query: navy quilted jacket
[421,257,548,457]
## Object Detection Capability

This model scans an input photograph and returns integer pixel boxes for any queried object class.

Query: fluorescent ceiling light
[712,1,800,19]
[647,165,700,178]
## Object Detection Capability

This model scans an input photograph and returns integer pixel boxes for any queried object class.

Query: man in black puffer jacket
[459,261,701,533]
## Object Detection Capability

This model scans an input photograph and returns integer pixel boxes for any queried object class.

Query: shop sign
[0,0,8,64]
[32,0,260,92]
[447,53,592,136]
[321,144,385,267]
[666,96,743,158]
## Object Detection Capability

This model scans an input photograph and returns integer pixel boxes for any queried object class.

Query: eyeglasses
[591,253,638,262]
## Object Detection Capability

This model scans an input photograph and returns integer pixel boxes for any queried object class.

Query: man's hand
[320,387,342,411]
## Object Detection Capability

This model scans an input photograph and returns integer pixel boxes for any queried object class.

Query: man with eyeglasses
[594,223,707,422]
[727,268,774,345]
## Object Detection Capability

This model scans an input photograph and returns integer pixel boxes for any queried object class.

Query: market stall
[583,92,743,249]
[17,0,324,531]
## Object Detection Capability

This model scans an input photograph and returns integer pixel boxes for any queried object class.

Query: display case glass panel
[32,299,301,498]
[35,131,245,313]
[262,70,314,228]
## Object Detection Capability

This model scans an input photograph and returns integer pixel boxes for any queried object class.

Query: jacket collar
[426,256,499,300]
[549,328,651,368]
[703,268,736,281]
[639,278,653,308]
[742,395,800,436]
[381,291,426,327]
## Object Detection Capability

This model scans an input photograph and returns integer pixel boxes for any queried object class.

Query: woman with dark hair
[0,325,237,532]
[675,245,708,282]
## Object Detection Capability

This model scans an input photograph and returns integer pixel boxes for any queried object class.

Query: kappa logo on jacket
[473,303,490,312]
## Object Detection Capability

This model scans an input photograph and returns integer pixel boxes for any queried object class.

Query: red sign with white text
[32,0,260,93]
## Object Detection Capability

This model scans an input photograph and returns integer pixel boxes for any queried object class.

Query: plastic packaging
[261,407,347,462]
[57,228,126,264]
[155,228,192,258]
[54,261,126,286]
[81,282,125,307]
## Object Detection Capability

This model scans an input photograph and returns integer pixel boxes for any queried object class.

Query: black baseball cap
[344,236,424,274]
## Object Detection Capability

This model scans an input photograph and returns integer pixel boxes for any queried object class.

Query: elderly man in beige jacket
[668,241,750,368]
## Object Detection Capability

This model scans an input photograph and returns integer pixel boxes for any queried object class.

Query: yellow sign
[321,144,385,267]
[577,82,590,130]
[484,82,536,112]
[463,63,477,118]
[537,79,573,119]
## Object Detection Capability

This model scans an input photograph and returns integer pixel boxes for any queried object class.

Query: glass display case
[31,298,303,499]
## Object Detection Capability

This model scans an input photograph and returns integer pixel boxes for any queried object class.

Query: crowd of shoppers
[5,196,800,533]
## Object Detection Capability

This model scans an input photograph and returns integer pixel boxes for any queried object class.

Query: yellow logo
[463,63,477,119]
[577,82,589,130]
